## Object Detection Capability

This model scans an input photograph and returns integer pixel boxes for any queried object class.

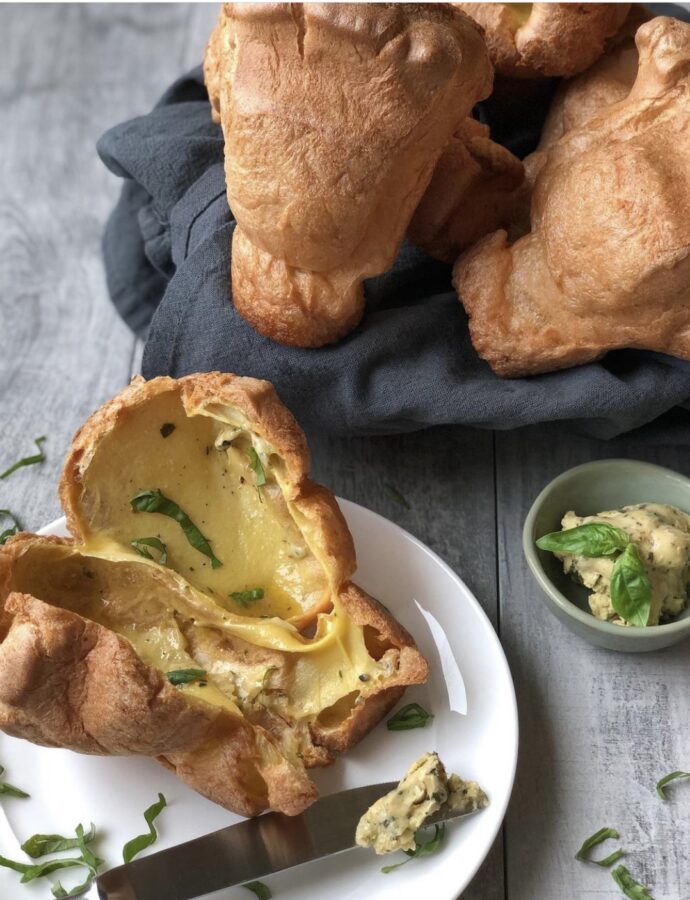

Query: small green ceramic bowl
[523,459,690,652]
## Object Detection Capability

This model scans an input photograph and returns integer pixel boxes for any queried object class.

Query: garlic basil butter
[355,752,488,856]
[542,503,690,626]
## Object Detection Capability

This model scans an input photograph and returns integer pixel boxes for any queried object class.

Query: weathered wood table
[1,5,688,898]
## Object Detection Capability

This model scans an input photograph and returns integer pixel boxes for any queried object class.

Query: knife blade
[96,782,475,900]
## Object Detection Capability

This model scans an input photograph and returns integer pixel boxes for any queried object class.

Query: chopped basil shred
[0,509,22,545]
[247,447,266,487]
[656,770,690,800]
[0,765,29,799]
[130,536,168,565]
[611,864,654,899]
[386,702,434,731]
[231,587,265,608]
[0,436,46,480]
[536,523,629,557]
[160,423,176,438]
[575,827,625,867]
[381,823,446,873]
[383,484,411,510]
[130,490,222,568]
[610,544,652,627]
[166,668,207,686]
[122,793,167,864]
[22,824,96,858]
[0,822,103,896]
[243,881,272,899]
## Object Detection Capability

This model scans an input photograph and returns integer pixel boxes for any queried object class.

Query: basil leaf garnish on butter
[130,537,168,565]
[610,544,652,627]
[247,447,266,487]
[386,703,434,731]
[243,881,272,899]
[537,523,629,557]
[22,824,95,858]
[122,793,167,864]
[130,490,222,568]
[231,587,265,608]
[611,864,654,899]
[575,827,625,867]
[0,436,46,480]
[656,770,690,800]
[381,823,446,873]
[0,509,22,545]
[166,668,207,686]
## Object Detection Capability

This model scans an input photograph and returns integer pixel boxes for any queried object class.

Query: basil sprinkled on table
[122,793,167,864]
[611,864,654,899]
[384,483,411,510]
[167,668,208,686]
[130,536,168,565]
[381,822,446,873]
[575,826,625,867]
[22,824,96,858]
[160,423,176,438]
[247,446,266,487]
[537,522,652,626]
[0,509,21,545]
[0,764,29,799]
[243,881,272,899]
[656,769,690,800]
[386,702,433,731]
[231,587,265,608]
[131,489,222,568]
[0,436,46,480]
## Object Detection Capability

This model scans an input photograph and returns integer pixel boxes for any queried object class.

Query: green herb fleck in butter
[355,752,488,855]
[557,503,690,626]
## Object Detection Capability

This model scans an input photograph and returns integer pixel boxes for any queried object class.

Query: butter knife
[96,782,477,900]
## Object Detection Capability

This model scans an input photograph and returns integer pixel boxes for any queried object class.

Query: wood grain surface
[0,5,688,899]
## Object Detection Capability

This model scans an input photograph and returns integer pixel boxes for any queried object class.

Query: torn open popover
[0,374,428,816]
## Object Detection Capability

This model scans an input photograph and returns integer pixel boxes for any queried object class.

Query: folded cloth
[98,5,690,441]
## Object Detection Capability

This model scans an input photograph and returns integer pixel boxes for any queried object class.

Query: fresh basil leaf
[381,823,446,873]
[0,509,21,545]
[22,824,96,858]
[131,490,221,568]
[122,793,167,864]
[247,447,266,487]
[166,669,207,686]
[0,436,46,480]
[656,770,690,800]
[610,544,652,627]
[575,827,625,867]
[74,823,103,874]
[0,764,29,799]
[160,423,176,438]
[384,484,411,510]
[386,703,434,731]
[536,523,629,558]
[130,537,168,565]
[231,588,265,608]
[0,854,86,884]
[243,881,272,899]
[611,864,654,899]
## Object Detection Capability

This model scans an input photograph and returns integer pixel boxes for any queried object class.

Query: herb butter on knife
[538,504,690,626]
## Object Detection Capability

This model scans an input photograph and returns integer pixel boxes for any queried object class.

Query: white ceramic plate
[0,500,517,900]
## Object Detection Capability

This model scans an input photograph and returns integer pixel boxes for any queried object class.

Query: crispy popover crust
[0,373,428,816]
[457,2,630,79]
